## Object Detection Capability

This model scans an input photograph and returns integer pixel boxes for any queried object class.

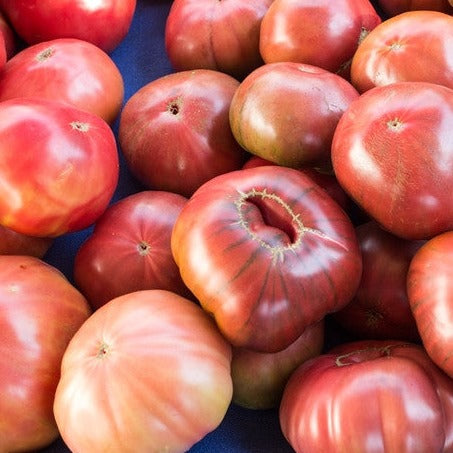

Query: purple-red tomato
[165,0,274,80]
[377,0,453,15]
[0,97,119,238]
[331,81,453,240]
[0,0,137,53]
[229,62,359,168]
[74,190,190,310]
[53,290,233,453]
[171,165,362,353]
[0,255,91,453]
[0,225,53,258]
[119,69,247,197]
[333,221,424,341]
[280,340,453,452]
[0,38,124,124]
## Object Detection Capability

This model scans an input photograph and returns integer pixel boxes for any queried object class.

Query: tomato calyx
[96,341,111,359]
[387,117,404,132]
[334,343,410,367]
[36,46,55,62]
[70,121,90,132]
[137,240,150,256]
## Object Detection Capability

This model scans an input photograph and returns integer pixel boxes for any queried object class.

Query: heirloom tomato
[377,0,453,15]
[0,225,52,258]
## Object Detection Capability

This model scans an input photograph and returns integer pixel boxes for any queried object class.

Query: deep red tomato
[0,38,124,124]
[165,0,274,80]
[0,9,16,59]
[119,69,247,198]
[351,11,453,93]
[0,255,91,453]
[0,225,53,258]
[331,81,453,240]
[171,165,362,353]
[53,290,233,453]
[229,62,359,168]
[0,0,137,53]
[74,190,190,310]
[333,221,424,341]
[259,0,381,76]
[377,0,453,15]
[0,97,119,238]
[407,231,453,378]
[280,340,453,452]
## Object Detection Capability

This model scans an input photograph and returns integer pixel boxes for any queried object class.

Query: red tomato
[74,190,190,310]
[333,221,424,341]
[259,0,381,76]
[119,69,247,198]
[377,0,453,15]
[165,0,274,80]
[331,81,453,240]
[171,165,362,353]
[0,224,53,258]
[53,290,233,453]
[0,38,124,124]
[0,98,119,238]
[280,340,453,452]
[0,255,91,452]
[0,9,16,59]
[0,0,137,53]
[407,231,453,378]
[351,11,453,92]
[229,62,359,168]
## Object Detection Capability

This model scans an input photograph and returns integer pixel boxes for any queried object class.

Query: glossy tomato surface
[165,0,273,80]
[53,290,233,453]
[0,225,53,258]
[377,0,453,15]
[331,81,453,240]
[74,190,189,310]
[351,11,453,92]
[0,98,119,238]
[0,256,91,453]
[280,340,453,452]
[0,0,137,52]
[171,165,362,353]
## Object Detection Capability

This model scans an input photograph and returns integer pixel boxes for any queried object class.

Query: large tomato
[165,0,274,80]
[229,62,359,168]
[53,290,233,453]
[73,190,190,310]
[0,97,119,238]
[171,165,362,353]
[119,69,246,198]
[407,231,453,378]
[351,11,453,93]
[331,81,453,240]
[0,255,91,453]
[0,0,137,53]
[0,38,124,124]
[259,0,381,76]
[280,340,453,452]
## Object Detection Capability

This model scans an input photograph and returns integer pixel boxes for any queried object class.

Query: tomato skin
[0,225,53,258]
[0,38,124,124]
[407,231,453,378]
[171,165,362,353]
[53,290,233,453]
[280,340,453,453]
[0,97,119,238]
[351,11,453,93]
[0,0,137,53]
[0,255,91,453]
[74,190,190,310]
[331,81,453,240]
[377,0,453,15]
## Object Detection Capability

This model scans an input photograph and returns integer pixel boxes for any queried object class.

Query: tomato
[0,255,91,453]
[0,225,53,258]
[259,0,381,76]
[351,11,453,93]
[53,289,233,453]
[0,0,137,53]
[0,38,124,124]
[171,165,362,353]
[0,9,16,59]
[331,81,453,240]
[74,190,190,310]
[407,231,453,378]
[165,0,274,80]
[119,69,247,198]
[333,221,424,341]
[280,340,453,452]
[377,0,453,15]
[0,97,119,238]
[229,62,359,168]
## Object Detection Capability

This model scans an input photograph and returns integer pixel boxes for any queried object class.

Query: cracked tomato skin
[280,340,453,453]
[171,165,362,353]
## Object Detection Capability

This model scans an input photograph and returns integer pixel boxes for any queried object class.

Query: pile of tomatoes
[0,1,452,452]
